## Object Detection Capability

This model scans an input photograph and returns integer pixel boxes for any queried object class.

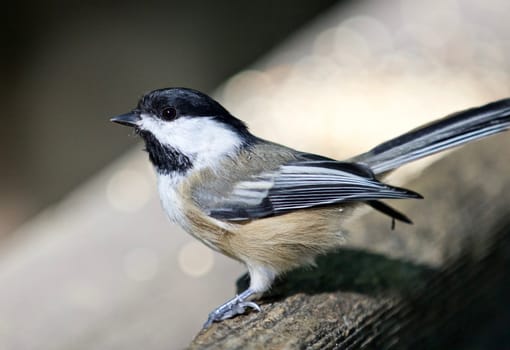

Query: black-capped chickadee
[111,88,510,326]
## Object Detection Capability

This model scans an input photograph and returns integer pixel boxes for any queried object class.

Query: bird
[111,87,510,327]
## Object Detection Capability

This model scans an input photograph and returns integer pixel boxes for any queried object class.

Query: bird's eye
[161,107,178,121]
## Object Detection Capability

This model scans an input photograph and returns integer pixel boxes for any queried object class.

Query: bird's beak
[110,111,141,127]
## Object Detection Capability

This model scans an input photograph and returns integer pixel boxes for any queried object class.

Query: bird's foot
[204,289,260,327]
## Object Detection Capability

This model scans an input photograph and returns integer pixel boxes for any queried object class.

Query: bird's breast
[156,172,230,253]
[157,173,190,229]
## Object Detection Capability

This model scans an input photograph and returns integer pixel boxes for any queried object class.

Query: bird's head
[111,87,253,174]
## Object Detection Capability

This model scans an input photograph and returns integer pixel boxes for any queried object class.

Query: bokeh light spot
[178,241,214,277]
[107,169,151,212]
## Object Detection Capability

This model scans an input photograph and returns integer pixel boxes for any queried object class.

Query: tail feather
[352,99,510,175]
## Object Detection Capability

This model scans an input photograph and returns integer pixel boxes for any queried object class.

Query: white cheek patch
[139,114,165,137]
[139,114,243,171]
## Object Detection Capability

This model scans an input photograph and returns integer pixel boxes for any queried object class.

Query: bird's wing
[200,158,421,222]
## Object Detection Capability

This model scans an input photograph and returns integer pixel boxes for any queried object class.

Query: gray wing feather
[205,99,510,222]
[207,160,421,221]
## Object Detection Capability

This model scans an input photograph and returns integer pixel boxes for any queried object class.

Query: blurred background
[1,0,510,349]
[0,0,341,236]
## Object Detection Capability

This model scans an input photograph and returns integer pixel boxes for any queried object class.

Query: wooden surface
[190,134,510,349]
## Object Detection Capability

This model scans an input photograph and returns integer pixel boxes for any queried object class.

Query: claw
[242,301,261,312]
[203,289,260,327]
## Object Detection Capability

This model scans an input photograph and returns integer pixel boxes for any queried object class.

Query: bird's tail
[352,99,510,175]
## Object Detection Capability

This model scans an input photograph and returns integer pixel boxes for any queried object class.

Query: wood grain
[190,134,510,350]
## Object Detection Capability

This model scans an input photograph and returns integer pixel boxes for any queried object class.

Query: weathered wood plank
[190,134,510,349]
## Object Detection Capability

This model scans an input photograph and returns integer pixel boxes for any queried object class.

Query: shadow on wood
[237,247,435,299]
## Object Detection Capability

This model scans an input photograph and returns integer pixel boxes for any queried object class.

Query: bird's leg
[204,288,260,327]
